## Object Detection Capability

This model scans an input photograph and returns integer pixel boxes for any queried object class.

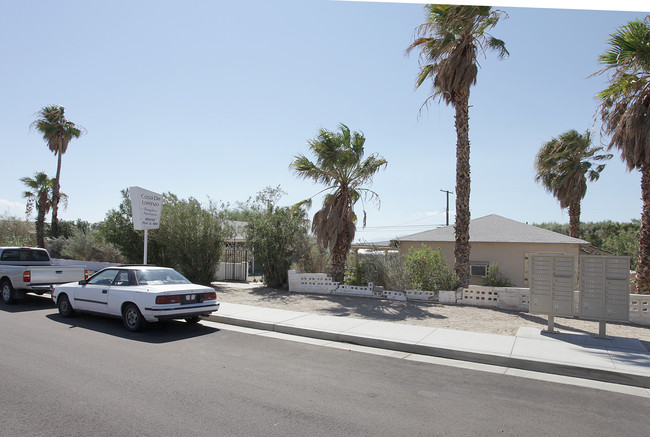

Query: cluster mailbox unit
[579,255,630,323]
[529,254,575,332]
[530,253,630,337]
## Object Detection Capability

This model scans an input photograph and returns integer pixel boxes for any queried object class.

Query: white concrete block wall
[405,290,437,302]
[462,286,499,308]
[630,294,650,325]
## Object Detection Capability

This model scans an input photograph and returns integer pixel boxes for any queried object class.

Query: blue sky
[1,1,648,243]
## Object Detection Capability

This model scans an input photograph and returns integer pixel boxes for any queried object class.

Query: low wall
[288,271,435,302]
[287,271,650,326]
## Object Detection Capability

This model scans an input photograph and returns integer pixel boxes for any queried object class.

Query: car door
[74,269,123,312]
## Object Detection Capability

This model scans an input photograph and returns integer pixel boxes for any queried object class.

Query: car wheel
[185,316,201,324]
[122,303,146,332]
[57,294,75,317]
[0,280,14,305]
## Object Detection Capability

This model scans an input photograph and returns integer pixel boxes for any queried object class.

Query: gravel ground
[212,281,650,350]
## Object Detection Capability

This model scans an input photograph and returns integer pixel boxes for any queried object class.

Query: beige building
[394,214,591,287]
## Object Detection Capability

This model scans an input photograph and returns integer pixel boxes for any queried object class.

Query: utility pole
[440,189,453,226]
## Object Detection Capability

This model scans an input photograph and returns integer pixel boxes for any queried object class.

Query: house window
[470,262,489,276]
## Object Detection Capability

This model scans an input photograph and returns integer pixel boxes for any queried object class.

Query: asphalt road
[1,295,649,436]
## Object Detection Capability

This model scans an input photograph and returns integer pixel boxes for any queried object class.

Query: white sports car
[52,266,220,331]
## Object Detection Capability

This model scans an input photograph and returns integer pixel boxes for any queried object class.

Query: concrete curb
[208,312,650,389]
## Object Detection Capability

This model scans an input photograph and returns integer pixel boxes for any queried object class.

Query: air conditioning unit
[470,263,488,276]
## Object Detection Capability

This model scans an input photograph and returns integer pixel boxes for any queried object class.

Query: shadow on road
[0,294,55,313]
[46,313,220,343]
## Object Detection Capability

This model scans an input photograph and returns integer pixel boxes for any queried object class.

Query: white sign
[129,186,162,230]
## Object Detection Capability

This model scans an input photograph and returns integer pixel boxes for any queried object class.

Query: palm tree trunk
[454,97,471,288]
[36,208,46,248]
[568,200,581,239]
[635,164,650,295]
[331,231,351,284]
[51,145,62,238]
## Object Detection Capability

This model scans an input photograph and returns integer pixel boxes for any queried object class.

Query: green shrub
[242,187,309,288]
[345,253,387,286]
[404,246,458,291]
[482,263,513,287]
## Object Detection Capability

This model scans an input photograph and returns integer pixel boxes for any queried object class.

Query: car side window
[88,269,120,286]
[113,270,130,286]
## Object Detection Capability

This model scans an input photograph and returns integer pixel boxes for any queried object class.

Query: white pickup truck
[0,247,87,304]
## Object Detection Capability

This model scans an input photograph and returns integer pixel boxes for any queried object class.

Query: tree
[242,187,309,288]
[594,17,650,294]
[20,172,61,248]
[155,194,229,285]
[99,189,144,263]
[0,213,34,247]
[291,124,387,283]
[406,5,508,287]
[31,105,84,238]
[534,130,611,238]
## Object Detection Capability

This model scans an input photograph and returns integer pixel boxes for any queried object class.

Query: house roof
[395,214,590,245]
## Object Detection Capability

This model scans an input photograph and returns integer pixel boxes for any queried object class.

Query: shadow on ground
[216,284,446,322]
[0,294,55,313]
[46,312,220,343]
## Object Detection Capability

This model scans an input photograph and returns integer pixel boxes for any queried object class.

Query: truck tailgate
[27,266,86,288]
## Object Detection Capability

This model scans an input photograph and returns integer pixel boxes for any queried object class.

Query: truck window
[1,249,50,262]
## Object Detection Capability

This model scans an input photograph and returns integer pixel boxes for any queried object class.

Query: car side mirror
[78,279,88,285]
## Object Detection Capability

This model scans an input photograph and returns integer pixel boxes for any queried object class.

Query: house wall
[397,241,582,287]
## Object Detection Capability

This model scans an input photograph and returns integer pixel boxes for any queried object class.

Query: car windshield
[135,269,191,285]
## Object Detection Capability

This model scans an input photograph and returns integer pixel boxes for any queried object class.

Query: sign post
[129,186,162,264]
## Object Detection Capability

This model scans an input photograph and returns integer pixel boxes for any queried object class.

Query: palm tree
[534,130,611,238]
[31,105,84,238]
[291,124,387,283]
[20,172,55,248]
[406,5,508,287]
[594,17,650,294]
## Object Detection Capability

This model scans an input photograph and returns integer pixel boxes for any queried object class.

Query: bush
[295,235,331,275]
[345,253,390,287]
[404,246,458,291]
[49,229,124,263]
[242,187,309,288]
[482,263,513,287]
[155,194,229,285]
[0,214,34,247]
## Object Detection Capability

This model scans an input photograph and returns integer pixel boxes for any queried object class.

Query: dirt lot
[212,281,650,350]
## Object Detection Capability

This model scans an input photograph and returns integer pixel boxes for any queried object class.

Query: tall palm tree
[406,5,508,287]
[31,105,84,238]
[594,17,650,294]
[291,124,387,283]
[20,172,55,248]
[534,130,611,238]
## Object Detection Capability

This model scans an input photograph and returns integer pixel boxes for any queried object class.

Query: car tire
[57,294,75,317]
[185,316,201,324]
[122,303,146,332]
[1,280,14,305]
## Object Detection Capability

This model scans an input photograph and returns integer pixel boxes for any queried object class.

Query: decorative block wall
[630,294,650,325]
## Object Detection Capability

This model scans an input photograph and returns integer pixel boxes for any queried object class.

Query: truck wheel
[57,294,75,317]
[1,280,14,305]
[122,303,146,332]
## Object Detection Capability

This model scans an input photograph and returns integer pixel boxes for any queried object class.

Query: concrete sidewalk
[208,302,650,389]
